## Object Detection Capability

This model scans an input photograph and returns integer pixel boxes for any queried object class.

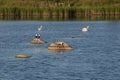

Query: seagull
[38,25,42,31]
[82,26,89,32]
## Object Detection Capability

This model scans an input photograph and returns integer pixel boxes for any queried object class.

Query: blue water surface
[0,21,120,80]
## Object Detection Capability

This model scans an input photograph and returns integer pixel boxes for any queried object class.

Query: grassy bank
[0,0,119,20]
[0,7,119,20]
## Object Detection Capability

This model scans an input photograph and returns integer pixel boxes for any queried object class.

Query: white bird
[38,25,42,31]
[82,26,89,32]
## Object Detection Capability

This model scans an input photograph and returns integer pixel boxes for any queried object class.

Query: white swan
[38,25,42,31]
[82,26,89,32]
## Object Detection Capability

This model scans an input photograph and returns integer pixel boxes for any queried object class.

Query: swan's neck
[40,26,42,28]
[87,26,89,29]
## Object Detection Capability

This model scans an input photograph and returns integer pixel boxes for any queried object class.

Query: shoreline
[0,7,119,20]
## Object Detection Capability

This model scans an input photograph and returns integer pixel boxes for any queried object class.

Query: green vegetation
[0,0,119,20]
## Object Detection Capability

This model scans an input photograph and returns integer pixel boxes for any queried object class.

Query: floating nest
[31,38,46,44]
[48,41,73,52]
[16,54,31,58]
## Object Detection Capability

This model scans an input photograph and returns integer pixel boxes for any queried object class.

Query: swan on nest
[48,41,73,50]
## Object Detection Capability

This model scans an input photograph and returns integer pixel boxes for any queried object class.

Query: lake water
[0,21,120,80]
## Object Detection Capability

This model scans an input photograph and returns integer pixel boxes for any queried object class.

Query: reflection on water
[0,15,119,21]
[48,49,73,53]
